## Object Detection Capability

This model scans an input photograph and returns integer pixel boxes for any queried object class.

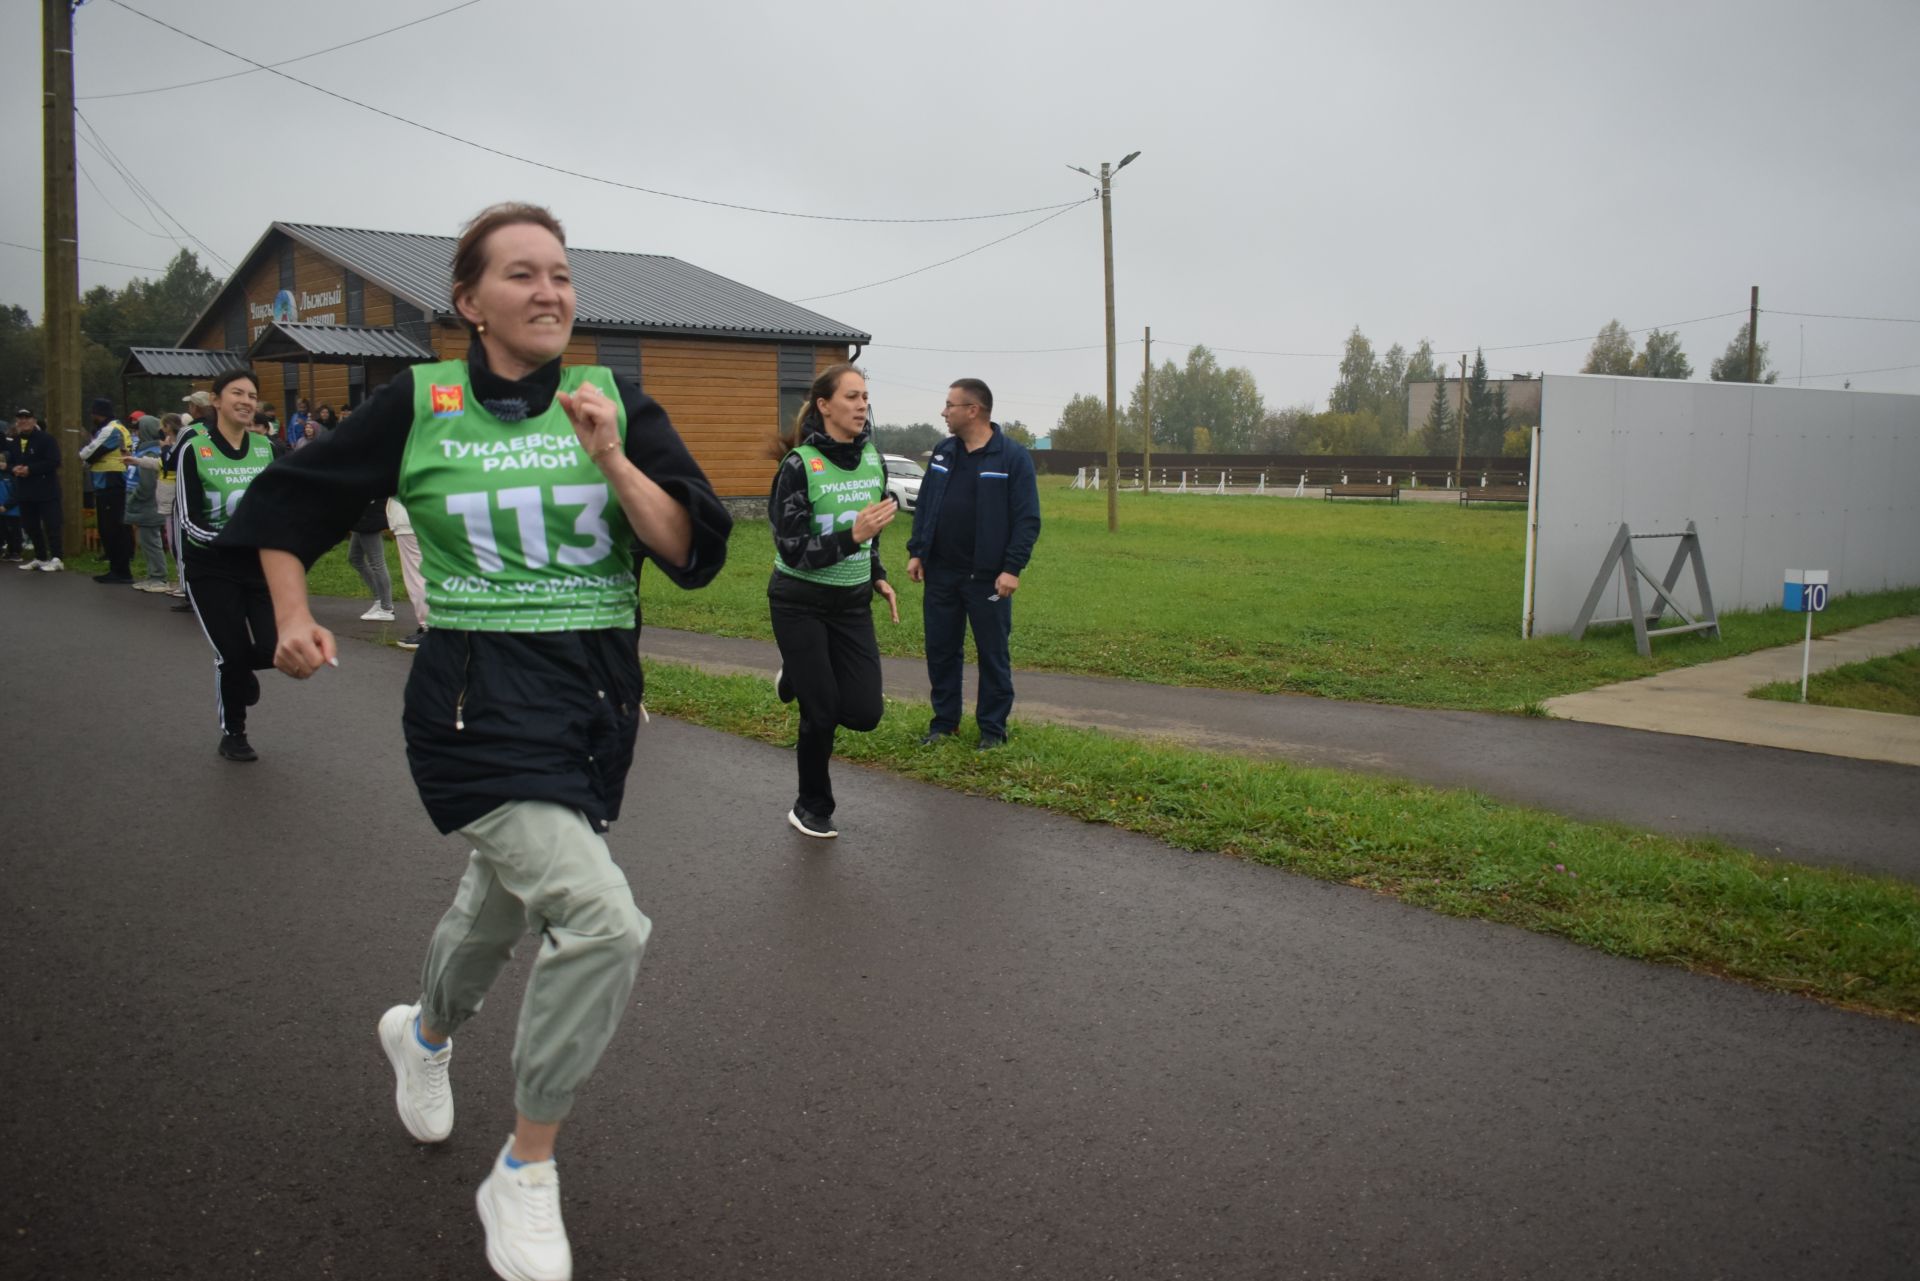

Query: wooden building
[126,222,869,498]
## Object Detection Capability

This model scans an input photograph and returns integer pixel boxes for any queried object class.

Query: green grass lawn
[646,663,1920,1022]
[1753,647,1920,716]
[642,481,1920,712]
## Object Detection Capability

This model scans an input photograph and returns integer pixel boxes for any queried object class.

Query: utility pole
[1141,325,1152,492]
[1746,285,1759,383]
[43,0,84,555]
[1454,353,1468,486]
[1101,161,1117,531]
[1069,151,1139,532]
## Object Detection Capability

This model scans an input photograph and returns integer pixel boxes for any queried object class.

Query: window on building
[283,362,301,422]
[224,303,246,353]
[778,345,815,433]
[345,271,364,326]
[596,334,641,387]
[347,365,367,407]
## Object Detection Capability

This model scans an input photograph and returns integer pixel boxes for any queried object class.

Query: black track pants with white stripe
[185,572,277,735]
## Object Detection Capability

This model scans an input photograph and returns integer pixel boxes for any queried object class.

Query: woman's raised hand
[852,497,897,544]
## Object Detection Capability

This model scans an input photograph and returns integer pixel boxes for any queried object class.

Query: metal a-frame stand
[1570,521,1720,658]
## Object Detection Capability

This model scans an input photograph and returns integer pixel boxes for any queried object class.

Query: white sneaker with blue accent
[377,1003,453,1143]
[476,1137,572,1281]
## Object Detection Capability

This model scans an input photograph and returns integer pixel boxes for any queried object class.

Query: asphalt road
[4,571,1917,1280]
[640,628,1920,881]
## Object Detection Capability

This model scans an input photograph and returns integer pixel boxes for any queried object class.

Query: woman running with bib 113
[218,203,730,1281]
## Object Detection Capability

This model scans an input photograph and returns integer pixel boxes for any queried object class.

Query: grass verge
[642,480,1920,712]
[1752,647,1920,716]
[643,661,1920,1023]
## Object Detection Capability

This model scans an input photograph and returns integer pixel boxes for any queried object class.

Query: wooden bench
[1459,485,1529,506]
[1324,483,1400,502]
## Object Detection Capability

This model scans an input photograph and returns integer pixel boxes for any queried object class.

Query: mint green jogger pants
[418,800,652,1124]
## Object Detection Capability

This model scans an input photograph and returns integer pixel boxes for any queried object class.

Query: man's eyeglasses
[943,401,981,413]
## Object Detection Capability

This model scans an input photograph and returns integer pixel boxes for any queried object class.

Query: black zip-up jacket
[5,429,61,502]
[767,424,888,610]
[218,346,732,834]
[904,424,1041,578]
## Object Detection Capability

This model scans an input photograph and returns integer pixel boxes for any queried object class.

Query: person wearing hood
[766,364,900,839]
[123,416,173,591]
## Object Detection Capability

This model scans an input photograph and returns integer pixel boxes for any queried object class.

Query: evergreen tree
[1462,350,1498,455]
[1418,377,1452,454]
[1631,328,1693,379]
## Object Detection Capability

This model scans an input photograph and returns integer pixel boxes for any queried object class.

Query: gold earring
[476,321,487,335]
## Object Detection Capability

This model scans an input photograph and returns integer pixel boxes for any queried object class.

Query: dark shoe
[786,806,838,839]
[93,572,134,584]
[170,601,192,613]
[218,733,258,762]
[397,629,427,651]
[774,665,794,704]
[977,734,1007,752]
[918,731,955,747]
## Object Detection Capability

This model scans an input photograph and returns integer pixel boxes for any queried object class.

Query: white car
[883,454,925,512]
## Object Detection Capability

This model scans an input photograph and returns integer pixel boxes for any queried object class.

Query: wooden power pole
[1746,285,1759,383]
[1141,325,1151,493]
[43,0,84,555]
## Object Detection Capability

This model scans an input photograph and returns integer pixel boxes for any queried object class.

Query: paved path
[3,570,1917,1280]
[1546,615,1920,766]
[635,626,1920,883]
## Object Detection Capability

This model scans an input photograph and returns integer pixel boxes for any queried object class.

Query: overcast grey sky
[4,0,1917,429]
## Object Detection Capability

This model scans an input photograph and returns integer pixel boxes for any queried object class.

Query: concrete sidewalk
[1544,615,1920,766]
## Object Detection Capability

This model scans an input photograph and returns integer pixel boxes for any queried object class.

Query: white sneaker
[37,557,63,572]
[377,1003,453,1143]
[477,1137,572,1281]
[17,559,44,571]
[134,580,170,593]
[361,604,396,621]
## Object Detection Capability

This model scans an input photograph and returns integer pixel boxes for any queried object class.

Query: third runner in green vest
[767,364,900,839]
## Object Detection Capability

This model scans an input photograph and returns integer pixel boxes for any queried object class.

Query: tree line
[1580,318,1779,384]
[1045,332,1537,458]
[0,250,221,419]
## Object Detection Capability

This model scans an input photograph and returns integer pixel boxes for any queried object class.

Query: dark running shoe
[93,572,134,584]
[397,629,427,651]
[977,734,1007,752]
[786,806,837,839]
[218,733,258,762]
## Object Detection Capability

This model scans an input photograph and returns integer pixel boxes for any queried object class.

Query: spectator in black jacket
[7,409,64,571]
[904,378,1042,750]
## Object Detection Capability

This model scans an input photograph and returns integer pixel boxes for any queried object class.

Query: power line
[870,339,1137,355]
[73,111,234,273]
[78,0,485,100]
[1765,308,1920,325]
[1796,361,1920,381]
[100,0,1088,227]
[75,154,180,242]
[1,238,166,273]
[793,200,1094,303]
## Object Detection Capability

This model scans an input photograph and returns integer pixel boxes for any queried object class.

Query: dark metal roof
[123,348,250,378]
[249,323,436,362]
[276,222,871,344]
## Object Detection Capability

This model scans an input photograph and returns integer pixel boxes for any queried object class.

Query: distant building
[1406,377,1542,435]
[125,221,868,498]
[1033,437,1052,450]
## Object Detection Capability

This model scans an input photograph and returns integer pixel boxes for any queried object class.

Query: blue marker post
[1782,569,1829,702]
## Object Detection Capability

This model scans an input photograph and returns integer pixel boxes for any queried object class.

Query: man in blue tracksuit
[904,378,1042,750]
